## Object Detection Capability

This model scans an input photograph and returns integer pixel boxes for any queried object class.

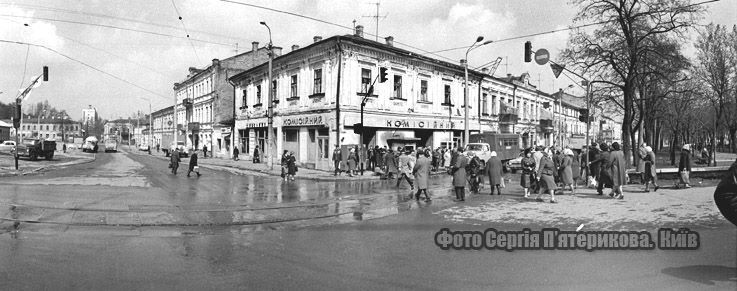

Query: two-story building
[16,115,81,142]
[166,42,272,157]
[230,26,559,170]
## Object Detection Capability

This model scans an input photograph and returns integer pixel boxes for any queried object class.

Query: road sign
[535,49,549,65]
[550,63,565,79]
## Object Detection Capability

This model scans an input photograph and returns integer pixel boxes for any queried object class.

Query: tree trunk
[670,134,677,166]
[729,127,736,153]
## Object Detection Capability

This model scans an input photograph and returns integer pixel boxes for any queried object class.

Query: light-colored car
[465,143,491,166]
[0,140,16,152]
[104,140,118,152]
[169,141,190,157]
[138,144,150,151]
[508,152,525,173]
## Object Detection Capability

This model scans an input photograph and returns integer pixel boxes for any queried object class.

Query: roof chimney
[252,41,259,52]
[291,45,300,51]
[385,36,394,47]
[212,58,220,67]
[354,25,364,38]
[507,73,512,80]
[313,36,322,43]
[271,46,283,57]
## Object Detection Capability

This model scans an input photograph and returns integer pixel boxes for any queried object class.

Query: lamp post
[260,21,275,170]
[463,36,492,146]
[557,84,573,147]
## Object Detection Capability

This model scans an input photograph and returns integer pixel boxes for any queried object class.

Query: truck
[82,136,99,153]
[16,138,56,160]
[161,132,189,157]
[465,133,521,170]
[103,134,119,153]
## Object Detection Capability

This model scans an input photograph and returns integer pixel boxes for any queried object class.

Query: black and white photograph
[0,0,736,289]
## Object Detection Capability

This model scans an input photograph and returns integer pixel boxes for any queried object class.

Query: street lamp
[260,21,275,170]
[464,36,492,146]
[557,84,574,147]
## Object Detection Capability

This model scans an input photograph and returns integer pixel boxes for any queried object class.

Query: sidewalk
[132,149,447,181]
[0,150,96,177]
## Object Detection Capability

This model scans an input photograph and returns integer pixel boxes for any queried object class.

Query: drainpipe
[335,38,343,146]
[229,77,236,159]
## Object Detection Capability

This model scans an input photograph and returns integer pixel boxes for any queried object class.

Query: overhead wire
[169,0,202,64]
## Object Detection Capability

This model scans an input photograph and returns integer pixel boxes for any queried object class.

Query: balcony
[498,113,518,124]
[539,119,553,132]
[183,98,193,108]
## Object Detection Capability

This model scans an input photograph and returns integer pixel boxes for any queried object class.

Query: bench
[626,166,729,183]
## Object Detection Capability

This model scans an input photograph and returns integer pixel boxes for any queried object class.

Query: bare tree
[562,0,704,167]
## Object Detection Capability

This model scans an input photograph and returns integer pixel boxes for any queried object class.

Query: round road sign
[535,48,550,65]
[167,120,172,126]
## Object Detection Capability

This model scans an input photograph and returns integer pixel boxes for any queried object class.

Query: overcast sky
[1,0,734,120]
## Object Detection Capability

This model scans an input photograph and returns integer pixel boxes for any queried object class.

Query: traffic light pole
[13,66,48,170]
[360,70,383,173]
[584,81,591,178]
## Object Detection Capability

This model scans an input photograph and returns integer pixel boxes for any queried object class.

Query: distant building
[0,120,11,142]
[16,115,81,142]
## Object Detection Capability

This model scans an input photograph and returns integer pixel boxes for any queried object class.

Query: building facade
[230,27,559,171]
[164,42,272,157]
[16,115,81,142]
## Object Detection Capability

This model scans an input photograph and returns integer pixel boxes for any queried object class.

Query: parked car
[0,140,16,152]
[104,140,118,153]
[508,152,525,173]
[16,138,56,160]
[138,144,150,151]
[166,141,190,157]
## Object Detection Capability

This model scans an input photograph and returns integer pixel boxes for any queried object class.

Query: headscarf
[645,146,653,153]
[564,148,574,156]
[490,151,497,157]
[682,144,691,151]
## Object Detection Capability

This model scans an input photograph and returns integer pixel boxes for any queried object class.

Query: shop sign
[382,118,457,129]
[283,114,326,127]
[245,119,268,128]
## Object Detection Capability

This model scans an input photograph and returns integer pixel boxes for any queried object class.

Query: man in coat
[384,148,398,179]
[253,146,261,163]
[187,149,200,177]
[608,142,627,199]
[452,147,469,201]
[412,150,432,201]
[170,148,181,175]
[486,151,504,195]
[202,144,208,158]
[332,145,342,176]
[679,144,692,188]
[396,150,415,189]
[591,143,612,195]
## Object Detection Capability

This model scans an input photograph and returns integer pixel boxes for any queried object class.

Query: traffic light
[13,105,21,128]
[43,66,48,81]
[524,41,532,63]
[379,67,388,83]
[578,109,589,122]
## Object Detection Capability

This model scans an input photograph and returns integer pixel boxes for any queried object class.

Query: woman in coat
[608,142,627,199]
[560,148,574,194]
[571,149,581,190]
[486,151,504,195]
[281,150,289,180]
[678,144,692,188]
[452,148,469,202]
[412,150,432,201]
[643,146,659,192]
[187,149,200,177]
[714,159,737,226]
[535,148,558,203]
[383,149,398,179]
[591,143,612,195]
[347,148,357,177]
[443,149,451,168]
[520,148,536,198]
[286,152,297,181]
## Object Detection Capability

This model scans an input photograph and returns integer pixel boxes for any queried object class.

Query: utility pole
[362,1,386,42]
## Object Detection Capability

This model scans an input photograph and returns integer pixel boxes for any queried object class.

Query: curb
[0,153,96,177]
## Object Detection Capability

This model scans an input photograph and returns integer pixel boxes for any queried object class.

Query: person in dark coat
[202,144,207,158]
[332,145,342,176]
[678,144,692,188]
[253,146,261,163]
[384,148,398,179]
[560,148,575,194]
[591,143,612,195]
[642,146,659,192]
[281,150,290,180]
[233,146,240,161]
[485,151,504,195]
[535,148,558,203]
[452,147,469,201]
[521,148,536,198]
[467,152,483,193]
[187,150,200,177]
[714,159,737,227]
[571,148,582,189]
[169,148,181,175]
[588,143,601,183]
[413,150,432,201]
[347,147,358,177]
[609,142,627,199]
[286,151,297,181]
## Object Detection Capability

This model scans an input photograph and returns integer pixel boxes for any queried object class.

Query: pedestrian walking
[281,150,289,180]
[233,146,240,161]
[591,143,613,195]
[156,143,160,153]
[413,149,432,201]
[609,142,627,199]
[332,145,342,176]
[637,143,647,184]
[466,152,483,193]
[443,148,451,169]
[560,148,575,195]
[253,146,261,163]
[187,149,201,177]
[643,146,660,192]
[714,158,737,227]
[384,148,398,179]
[396,150,415,190]
[587,143,601,188]
[347,147,358,177]
[571,148,581,190]
[521,148,536,198]
[367,146,375,171]
[286,151,297,181]
[485,151,504,195]
[678,144,692,188]
[169,148,181,175]
[452,147,469,202]
[535,148,558,203]
[202,144,207,158]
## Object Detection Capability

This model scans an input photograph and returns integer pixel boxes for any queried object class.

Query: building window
[256,85,262,104]
[313,68,322,94]
[482,93,488,115]
[290,75,298,97]
[241,89,247,108]
[419,80,428,102]
[284,130,298,142]
[361,68,371,93]
[392,75,402,99]
[444,85,451,104]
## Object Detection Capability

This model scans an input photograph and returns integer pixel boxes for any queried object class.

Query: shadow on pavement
[661,265,737,285]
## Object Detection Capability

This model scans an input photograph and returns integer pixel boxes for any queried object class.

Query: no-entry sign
[535,49,549,65]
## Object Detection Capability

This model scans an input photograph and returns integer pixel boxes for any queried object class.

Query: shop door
[283,129,300,161]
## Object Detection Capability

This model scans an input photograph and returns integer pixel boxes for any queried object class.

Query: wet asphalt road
[0,150,735,290]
